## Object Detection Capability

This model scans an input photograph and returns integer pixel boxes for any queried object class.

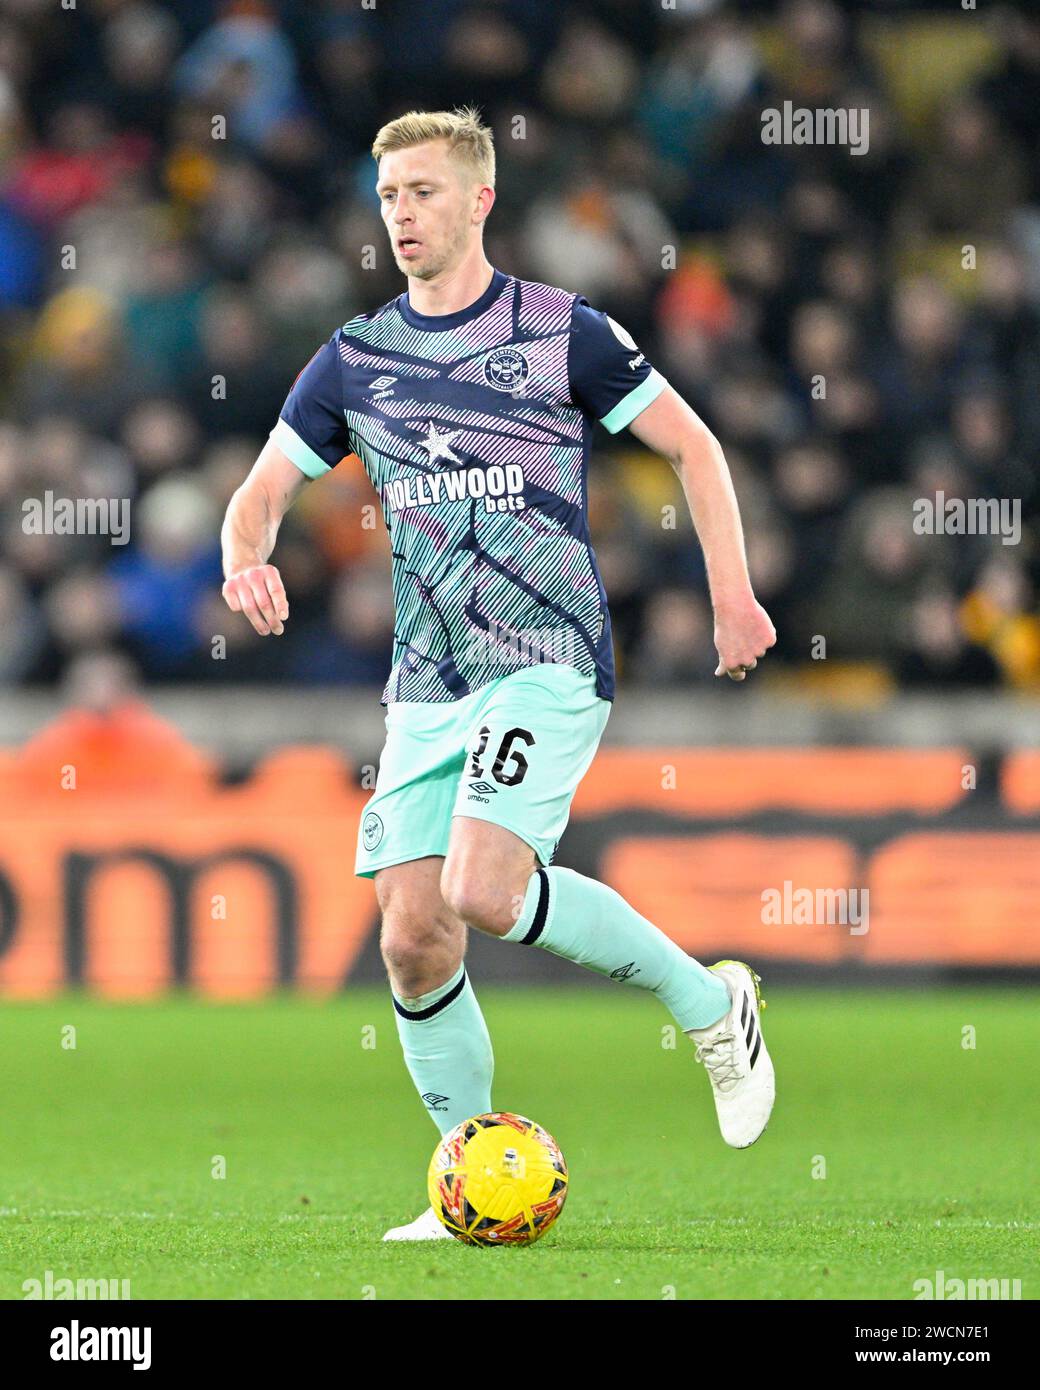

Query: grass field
[1,986,1036,1300]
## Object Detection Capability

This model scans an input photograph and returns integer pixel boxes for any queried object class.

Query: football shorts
[354,663,610,877]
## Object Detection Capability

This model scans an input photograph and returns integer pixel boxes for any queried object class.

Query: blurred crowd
[1,0,1039,696]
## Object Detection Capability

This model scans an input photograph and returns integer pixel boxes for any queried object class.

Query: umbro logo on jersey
[468,780,498,795]
[369,375,397,399]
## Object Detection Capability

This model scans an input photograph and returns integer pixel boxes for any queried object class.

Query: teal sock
[391,965,494,1135]
[503,867,729,1031]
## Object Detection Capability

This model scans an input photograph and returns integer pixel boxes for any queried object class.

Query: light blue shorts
[354,663,610,877]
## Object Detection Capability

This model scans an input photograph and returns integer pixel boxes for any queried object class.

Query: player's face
[377,141,479,281]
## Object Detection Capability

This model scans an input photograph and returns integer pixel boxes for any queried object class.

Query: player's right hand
[222,564,289,636]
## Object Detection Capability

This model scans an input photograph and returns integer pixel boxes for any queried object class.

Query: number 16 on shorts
[466,724,534,803]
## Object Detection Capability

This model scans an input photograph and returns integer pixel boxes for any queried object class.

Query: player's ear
[474,184,495,224]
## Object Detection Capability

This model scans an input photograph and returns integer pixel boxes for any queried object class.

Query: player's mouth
[397,236,422,258]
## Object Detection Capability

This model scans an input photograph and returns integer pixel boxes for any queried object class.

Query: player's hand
[222,564,290,636]
[713,595,776,681]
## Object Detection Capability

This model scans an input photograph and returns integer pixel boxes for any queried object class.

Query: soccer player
[221,108,777,1241]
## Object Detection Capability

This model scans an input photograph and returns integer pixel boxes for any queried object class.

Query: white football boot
[382,1207,454,1242]
[686,960,775,1148]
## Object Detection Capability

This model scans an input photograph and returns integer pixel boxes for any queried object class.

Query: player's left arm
[627,384,776,681]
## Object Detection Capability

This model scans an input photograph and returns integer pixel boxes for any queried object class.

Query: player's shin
[502,867,729,1031]
[391,965,494,1136]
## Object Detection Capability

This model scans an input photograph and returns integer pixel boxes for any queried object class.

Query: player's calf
[375,859,494,1140]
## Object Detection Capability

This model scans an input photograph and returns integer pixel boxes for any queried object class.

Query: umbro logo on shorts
[468,780,498,795]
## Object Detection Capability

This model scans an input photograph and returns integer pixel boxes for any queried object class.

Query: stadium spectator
[14,650,215,795]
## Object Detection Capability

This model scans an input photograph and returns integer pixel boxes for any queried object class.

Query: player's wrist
[224,555,266,582]
[710,580,756,615]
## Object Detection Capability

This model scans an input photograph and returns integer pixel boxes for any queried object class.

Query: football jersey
[271,268,667,705]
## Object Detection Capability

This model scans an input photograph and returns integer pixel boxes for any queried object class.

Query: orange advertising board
[0,744,1037,995]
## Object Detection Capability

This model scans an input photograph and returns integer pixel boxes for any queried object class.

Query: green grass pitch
[1,987,1036,1300]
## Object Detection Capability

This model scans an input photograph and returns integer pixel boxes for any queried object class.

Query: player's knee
[380,909,454,994]
[377,875,461,992]
[440,867,514,938]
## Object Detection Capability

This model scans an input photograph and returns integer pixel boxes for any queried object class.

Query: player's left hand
[713,596,776,681]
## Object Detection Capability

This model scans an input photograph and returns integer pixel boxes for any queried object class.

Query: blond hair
[371,106,495,188]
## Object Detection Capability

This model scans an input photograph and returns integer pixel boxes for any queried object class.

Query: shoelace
[694,1029,743,1092]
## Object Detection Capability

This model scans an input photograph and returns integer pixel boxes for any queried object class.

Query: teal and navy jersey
[272,268,667,705]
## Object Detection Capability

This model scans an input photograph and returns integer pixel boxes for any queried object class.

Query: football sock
[391,964,494,1136]
[502,867,730,1031]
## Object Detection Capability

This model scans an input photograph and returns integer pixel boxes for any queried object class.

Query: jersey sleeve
[567,298,667,434]
[269,335,351,478]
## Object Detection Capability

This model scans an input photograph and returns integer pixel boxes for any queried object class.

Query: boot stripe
[749,1031,762,1069]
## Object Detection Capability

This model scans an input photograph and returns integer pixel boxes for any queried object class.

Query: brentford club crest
[483,347,530,392]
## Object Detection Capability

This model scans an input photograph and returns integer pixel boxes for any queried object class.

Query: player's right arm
[221,441,306,636]
[221,333,352,637]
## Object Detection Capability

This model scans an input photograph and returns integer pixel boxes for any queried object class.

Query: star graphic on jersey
[418,420,462,466]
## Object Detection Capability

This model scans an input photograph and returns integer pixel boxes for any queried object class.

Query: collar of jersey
[397,268,510,332]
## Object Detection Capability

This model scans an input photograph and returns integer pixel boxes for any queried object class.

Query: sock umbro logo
[610,962,641,981]
[421,1092,450,1112]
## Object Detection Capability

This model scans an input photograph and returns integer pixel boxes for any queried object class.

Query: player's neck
[405,255,495,319]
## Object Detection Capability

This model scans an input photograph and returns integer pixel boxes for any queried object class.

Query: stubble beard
[397,221,470,282]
